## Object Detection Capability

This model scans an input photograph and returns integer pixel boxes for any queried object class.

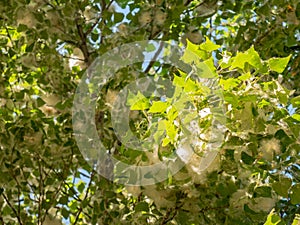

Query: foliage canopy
[0,0,300,224]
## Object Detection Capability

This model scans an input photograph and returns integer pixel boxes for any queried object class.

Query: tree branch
[75,17,91,66]
[254,24,276,46]
[85,15,102,36]
[5,26,14,48]
[1,192,23,225]
[73,170,95,225]
[143,40,165,74]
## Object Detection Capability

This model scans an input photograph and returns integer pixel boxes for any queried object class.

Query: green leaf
[290,184,300,205]
[254,186,272,198]
[173,75,186,87]
[162,137,170,147]
[268,55,291,73]
[181,39,207,63]
[62,207,70,219]
[220,78,240,90]
[77,182,85,193]
[37,97,46,107]
[258,99,270,108]
[230,46,262,70]
[9,74,17,83]
[69,200,78,211]
[238,72,251,81]
[135,202,149,212]
[172,88,192,110]
[292,217,300,225]
[149,101,169,113]
[91,32,99,42]
[166,106,178,121]
[264,209,281,225]
[26,42,35,52]
[145,43,156,52]
[272,177,292,198]
[291,114,300,122]
[173,75,198,92]
[200,36,220,51]
[247,46,263,69]
[241,151,255,165]
[224,92,238,107]
[291,96,300,108]
[196,58,217,78]
[277,91,288,105]
[153,119,166,143]
[165,120,177,142]
[127,91,150,110]
[114,12,124,23]
[59,196,69,205]
[184,78,198,92]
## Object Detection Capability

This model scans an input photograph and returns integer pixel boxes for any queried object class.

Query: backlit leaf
[268,55,291,73]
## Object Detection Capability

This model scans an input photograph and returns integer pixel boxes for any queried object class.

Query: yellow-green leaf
[264,209,281,225]
[238,72,251,81]
[181,39,207,63]
[196,58,217,78]
[128,91,150,110]
[149,101,169,113]
[200,36,220,52]
[220,78,240,90]
[292,114,300,121]
[230,46,262,70]
[268,55,291,73]
[162,137,170,147]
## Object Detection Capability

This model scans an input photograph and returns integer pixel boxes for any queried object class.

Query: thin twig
[62,55,86,61]
[42,0,56,9]
[160,203,183,225]
[73,170,95,225]
[106,0,115,11]
[254,24,276,46]
[5,26,14,48]
[1,193,23,225]
[38,159,44,225]
[184,0,194,6]
[143,41,165,74]
[85,15,102,35]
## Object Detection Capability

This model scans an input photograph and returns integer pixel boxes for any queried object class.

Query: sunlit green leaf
[149,101,169,113]
[268,55,291,73]
[264,209,281,225]
[291,96,300,108]
[238,72,251,81]
[182,39,207,63]
[127,91,150,110]
[291,114,300,121]
[200,36,220,51]
[230,46,262,70]
[220,78,240,90]
[197,58,217,78]
[258,99,270,108]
